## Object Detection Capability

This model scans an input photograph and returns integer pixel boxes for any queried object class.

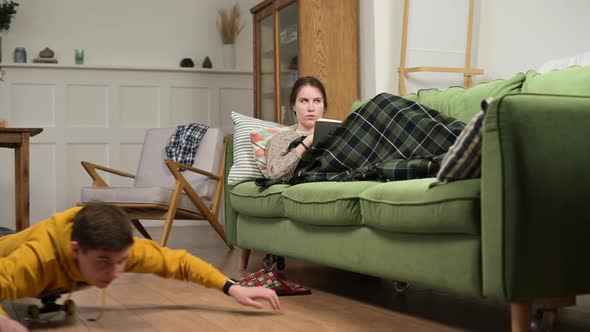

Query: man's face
[70,242,129,288]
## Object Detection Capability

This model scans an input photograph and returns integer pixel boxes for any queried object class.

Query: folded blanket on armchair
[289,93,466,184]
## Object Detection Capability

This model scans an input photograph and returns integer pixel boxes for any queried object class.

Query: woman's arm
[266,132,312,179]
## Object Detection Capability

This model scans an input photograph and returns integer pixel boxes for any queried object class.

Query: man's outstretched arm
[125,238,280,310]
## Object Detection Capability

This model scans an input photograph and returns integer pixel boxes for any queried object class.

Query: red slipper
[236,269,312,296]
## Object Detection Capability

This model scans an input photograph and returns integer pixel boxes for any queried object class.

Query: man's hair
[71,205,134,252]
[289,76,329,111]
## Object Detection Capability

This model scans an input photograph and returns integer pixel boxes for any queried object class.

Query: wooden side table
[0,128,43,231]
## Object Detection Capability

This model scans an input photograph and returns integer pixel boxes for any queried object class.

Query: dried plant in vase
[217,4,244,45]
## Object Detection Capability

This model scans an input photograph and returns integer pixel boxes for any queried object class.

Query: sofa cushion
[81,187,207,213]
[282,181,381,226]
[416,72,525,123]
[522,65,590,96]
[360,178,480,234]
[229,181,289,217]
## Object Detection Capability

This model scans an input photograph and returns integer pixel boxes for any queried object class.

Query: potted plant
[216,4,243,68]
[0,0,19,63]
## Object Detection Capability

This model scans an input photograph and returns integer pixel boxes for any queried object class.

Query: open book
[312,118,342,146]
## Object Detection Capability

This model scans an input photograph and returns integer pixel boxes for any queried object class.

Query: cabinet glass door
[278,2,298,125]
[258,14,275,122]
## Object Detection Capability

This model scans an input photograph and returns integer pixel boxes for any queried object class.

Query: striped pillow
[228,112,284,186]
[436,110,484,183]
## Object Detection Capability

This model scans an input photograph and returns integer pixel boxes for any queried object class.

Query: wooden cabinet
[251,0,358,124]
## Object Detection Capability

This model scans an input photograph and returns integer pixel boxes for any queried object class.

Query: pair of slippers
[235,268,311,296]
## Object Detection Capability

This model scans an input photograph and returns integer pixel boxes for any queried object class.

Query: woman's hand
[303,135,314,148]
[228,285,281,310]
[295,135,314,157]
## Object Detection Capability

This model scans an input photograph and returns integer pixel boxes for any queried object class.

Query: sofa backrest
[409,72,526,123]
[522,65,590,96]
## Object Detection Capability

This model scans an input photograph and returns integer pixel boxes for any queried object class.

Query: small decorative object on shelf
[180,58,194,68]
[33,47,57,64]
[74,48,84,64]
[202,56,212,68]
[217,4,243,68]
[13,46,25,63]
[0,120,7,128]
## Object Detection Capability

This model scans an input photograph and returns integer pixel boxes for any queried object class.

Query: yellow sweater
[0,207,229,315]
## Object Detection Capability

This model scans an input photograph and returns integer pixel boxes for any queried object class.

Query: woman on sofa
[265,76,328,180]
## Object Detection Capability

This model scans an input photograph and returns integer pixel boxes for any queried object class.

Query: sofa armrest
[482,93,590,301]
[223,134,238,245]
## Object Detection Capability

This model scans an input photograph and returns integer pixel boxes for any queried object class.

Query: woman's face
[293,85,325,132]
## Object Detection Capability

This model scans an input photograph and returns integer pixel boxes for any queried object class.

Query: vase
[222,44,236,69]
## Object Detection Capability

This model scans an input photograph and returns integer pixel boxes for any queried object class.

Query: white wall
[1,0,260,69]
[477,0,590,80]
[359,0,403,99]
[360,0,590,95]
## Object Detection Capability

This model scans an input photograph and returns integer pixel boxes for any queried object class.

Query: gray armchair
[80,127,231,248]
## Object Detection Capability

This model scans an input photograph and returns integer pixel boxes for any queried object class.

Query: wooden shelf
[0,63,253,74]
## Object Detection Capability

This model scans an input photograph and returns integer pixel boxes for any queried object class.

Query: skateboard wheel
[27,304,41,320]
[64,299,76,315]
[392,281,409,293]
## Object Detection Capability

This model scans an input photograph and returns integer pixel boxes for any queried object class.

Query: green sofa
[224,66,590,331]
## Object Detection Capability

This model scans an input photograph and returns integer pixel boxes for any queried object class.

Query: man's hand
[228,285,281,310]
[0,315,27,332]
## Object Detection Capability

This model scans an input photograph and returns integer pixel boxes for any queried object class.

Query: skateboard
[26,284,89,322]
[26,289,76,322]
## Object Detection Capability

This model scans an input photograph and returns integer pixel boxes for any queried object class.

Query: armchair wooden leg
[240,249,251,270]
[161,182,183,247]
[510,301,532,332]
[131,219,152,240]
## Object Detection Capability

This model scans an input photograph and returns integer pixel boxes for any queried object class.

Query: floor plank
[4,225,589,331]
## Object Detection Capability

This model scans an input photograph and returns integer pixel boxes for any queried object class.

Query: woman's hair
[71,204,134,252]
[289,76,328,111]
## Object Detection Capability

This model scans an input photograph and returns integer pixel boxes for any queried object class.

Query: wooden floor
[4,225,590,331]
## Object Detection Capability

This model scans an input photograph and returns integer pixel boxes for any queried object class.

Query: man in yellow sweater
[0,205,280,331]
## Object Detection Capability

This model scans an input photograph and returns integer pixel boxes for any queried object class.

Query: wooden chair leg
[240,249,251,270]
[131,219,152,240]
[161,182,183,247]
[510,301,532,332]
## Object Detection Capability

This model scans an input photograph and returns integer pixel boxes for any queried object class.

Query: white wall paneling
[0,64,252,228]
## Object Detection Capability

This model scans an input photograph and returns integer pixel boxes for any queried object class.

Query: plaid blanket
[165,123,209,170]
[289,93,466,184]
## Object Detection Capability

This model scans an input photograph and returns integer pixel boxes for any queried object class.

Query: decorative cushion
[251,127,284,178]
[227,112,284,186]
[437,110,485,183]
